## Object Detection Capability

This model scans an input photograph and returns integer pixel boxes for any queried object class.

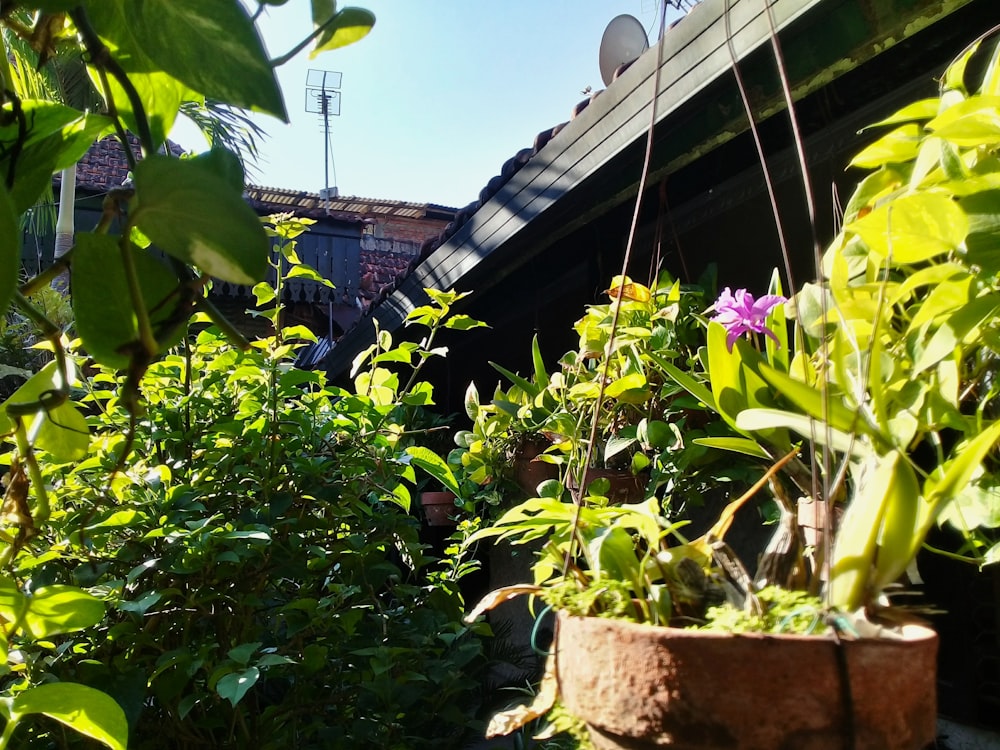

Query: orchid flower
[711,287,786,352]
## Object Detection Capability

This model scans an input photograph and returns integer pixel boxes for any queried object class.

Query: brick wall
[373,215,450,244]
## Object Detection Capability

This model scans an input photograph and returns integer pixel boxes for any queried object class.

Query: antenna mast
[305,69,343,210]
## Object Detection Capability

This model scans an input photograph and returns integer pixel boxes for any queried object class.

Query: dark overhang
[327,0,983,377]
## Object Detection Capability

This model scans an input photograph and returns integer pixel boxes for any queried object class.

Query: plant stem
[117,235,158,357]
[270,12,347,67]
[0,717,18,749]
[14,422,49,527]
[70,6,155,156]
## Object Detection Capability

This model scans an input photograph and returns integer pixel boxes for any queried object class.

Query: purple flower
[711,287,786,352]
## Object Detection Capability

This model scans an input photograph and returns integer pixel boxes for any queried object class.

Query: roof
[245,186,457,223]
[324,0,985,378]
[70,134,459,226]
[71,133,184,192]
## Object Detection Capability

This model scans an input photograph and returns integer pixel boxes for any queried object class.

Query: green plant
[680,30,1000,616]
[455,272,757,515]
[12,228,491,747]
[464,24,1000,747]
[0,5,380,746]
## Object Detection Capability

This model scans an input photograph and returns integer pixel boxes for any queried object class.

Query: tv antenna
[305,69,342,207]
[598,15,649,86]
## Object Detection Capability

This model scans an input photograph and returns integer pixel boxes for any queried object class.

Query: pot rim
[555,609,937,645]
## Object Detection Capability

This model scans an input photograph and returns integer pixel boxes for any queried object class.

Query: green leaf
[830,452,910,610]
[252,282,277,306]
[72,234,185,369]
[649,353,716,411]
[405,446,461,495]
[227,642,262,666]
[286,264,335,287]
[0,362,89,461]
[705,324,785,449]
[444,314,489,331]
[0,579,104,639]
[132,155,269,284]
[847,191,968,263]
[490,361,541,399]
[849,124,922,169]
[0,361,69,434]
[692,437,770,459]
[862,99,940,130]
[10,682,128,750]
[85,1,193,146]
[926,96,1000,146]
[757,363,876,445]
[464,382,480,422]
[639,419,674,450]
[920,420,1000,541]
[312,7,376,57]
[0,102,111,212]
[913,294,1000,374]
[35,400,90,462]
[188,147,246,191]
[125,0,286,120]
[0,184,17,319]
[216,667,260,707]
[588,526,643,594]
[938,482,1000,530]
[735,408,863,456]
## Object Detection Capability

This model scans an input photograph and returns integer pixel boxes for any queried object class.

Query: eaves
[326,0,978,378]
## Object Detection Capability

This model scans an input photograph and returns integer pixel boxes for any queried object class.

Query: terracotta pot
[556,612,938,750]
[420,491,457,527]
[567,467,647,504]
[512,452,559,497]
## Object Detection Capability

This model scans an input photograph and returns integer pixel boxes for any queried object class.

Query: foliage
[671,31,1000,614]
[0,5,513,747]
[2,217,490,748]
[464,23,1000,746]
[453,271,758,518]
[699,586,825,635]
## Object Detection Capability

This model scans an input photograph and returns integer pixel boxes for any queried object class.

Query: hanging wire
[561,0,671,577]
[326,126,339,190]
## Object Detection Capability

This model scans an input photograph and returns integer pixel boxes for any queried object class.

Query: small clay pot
[567,467,648,504]
[420,491,457,526]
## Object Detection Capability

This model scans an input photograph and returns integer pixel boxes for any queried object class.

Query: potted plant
[464,30,1000,750]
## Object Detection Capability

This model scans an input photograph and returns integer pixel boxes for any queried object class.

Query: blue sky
[171,1,680,209]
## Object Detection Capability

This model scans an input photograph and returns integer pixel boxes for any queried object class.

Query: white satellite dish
[599,14,649,86]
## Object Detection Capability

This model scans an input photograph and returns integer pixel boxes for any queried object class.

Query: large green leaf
[649,352,716,411]
[926,96,1000,146]
[0,102,111,212]
[84,0,194,147]
[913,294,1000,375]
[71,234,185,369]
[849,124,922,169]
[405,446,460,495]
[757,362,876,445]
[9,683,127,750]
[132,154,268,284]
[692,437,769,459]
[129,0,286,120]
[311,6,376,57]
[0,184,16,320]
[216,667,260,707]
[736,408,863,456]
[0,362,89,462]
[0,578,104,639]
[847,192,968,264]
[830,451,912,610]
